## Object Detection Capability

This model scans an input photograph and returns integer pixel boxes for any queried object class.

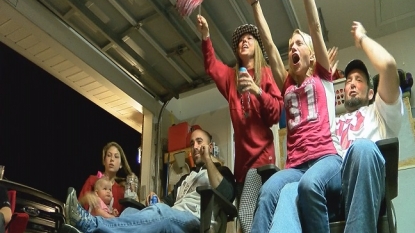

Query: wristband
[257,88,263,97]
[359,35,368,47]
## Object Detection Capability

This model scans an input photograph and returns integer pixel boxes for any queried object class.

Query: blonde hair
[288,29,315,78]
[102,142,133,181]
[94,177,111,191]
[234,38,268,86]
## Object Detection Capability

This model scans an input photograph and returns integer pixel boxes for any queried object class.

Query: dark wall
[0,42,141,202]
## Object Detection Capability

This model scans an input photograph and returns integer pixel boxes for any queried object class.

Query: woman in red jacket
[78,142,135,214]
[197,15,283,233]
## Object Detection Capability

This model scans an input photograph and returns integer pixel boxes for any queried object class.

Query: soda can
[150,194,158,205]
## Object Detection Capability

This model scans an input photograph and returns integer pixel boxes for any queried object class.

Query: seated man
[269,21,403,233]
[334,21,402,232]
[0,185,12,233]
[65,129,236,233]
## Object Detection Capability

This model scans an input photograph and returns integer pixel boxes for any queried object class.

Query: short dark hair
[193,128,212,143]
[188,128,212,143]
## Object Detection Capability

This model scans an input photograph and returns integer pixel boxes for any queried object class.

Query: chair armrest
[376,137,399,233]
[257,164,280,184]
[197,186,237,233]
[7,213,29,233]
[119,198,146,210]
[376,137,399,200]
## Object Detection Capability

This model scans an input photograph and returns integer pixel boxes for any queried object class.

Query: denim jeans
[269,182,301,233]
[342,139,385,233]
[79,204,200,233]
[268,139,385,233]
[251,154,342,233]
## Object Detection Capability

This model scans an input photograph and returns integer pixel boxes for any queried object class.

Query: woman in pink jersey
[196,15,283,233]
[249,0,342,232]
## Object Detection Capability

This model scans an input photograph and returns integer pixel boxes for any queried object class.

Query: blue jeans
[78,204,200,233]
[342,139,385,233]
[269,182,301,233]
[268,139,385,233]
[251,154,342,233]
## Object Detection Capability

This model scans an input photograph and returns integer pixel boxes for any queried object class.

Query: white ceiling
[1,0,415,126]
[292,0,415,49]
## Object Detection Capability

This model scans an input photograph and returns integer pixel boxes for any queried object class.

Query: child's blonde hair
[94,177,111,191]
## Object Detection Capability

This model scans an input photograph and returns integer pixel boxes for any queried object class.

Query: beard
[344,96,369,112]
[192,155,204,167]
[194,159,204,167]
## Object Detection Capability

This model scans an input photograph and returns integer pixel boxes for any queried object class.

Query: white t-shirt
[172,168,210,218]
[335,92,403,157]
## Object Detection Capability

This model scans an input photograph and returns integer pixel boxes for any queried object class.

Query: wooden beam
[399,157,415,171]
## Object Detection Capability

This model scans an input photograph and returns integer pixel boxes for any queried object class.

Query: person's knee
[346,139,384,165]
[350,138,377,151]
[258,183,277,200]
[260,176,283,197]
[297,171,336,197]
[297,177,316,196]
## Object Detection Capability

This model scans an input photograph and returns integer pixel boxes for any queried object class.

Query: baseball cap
[344,59,373,88]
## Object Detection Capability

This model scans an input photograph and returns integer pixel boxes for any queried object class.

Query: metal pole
[154,100,170,195]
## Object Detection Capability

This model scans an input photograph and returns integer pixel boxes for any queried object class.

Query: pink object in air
[176,0,203,17]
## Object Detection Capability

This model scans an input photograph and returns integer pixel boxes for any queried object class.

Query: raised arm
[197,15,210,40]
[328,47,339,75]
[248,0,287,90]
[352,21,399,104]
[197,14,233,99]
[200,144,223,188]
[201,144,235,202]
[303,0,330,71]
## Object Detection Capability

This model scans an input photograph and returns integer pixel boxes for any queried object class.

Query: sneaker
[65,187,96,231]
[65,187,81,226]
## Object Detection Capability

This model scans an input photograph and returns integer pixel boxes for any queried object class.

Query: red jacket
[202,38,283,183]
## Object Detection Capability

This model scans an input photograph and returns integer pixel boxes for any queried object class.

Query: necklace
[240,92,250,118]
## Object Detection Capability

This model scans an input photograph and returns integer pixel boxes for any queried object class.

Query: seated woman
[0,185,11,233]
[78,142,135,214]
